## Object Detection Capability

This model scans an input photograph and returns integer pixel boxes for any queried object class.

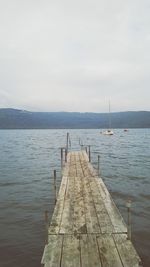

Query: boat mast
[108,100,111,129]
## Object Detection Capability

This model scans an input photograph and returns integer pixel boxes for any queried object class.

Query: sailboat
[101,101,114,135]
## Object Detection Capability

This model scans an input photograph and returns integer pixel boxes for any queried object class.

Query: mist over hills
[0,108,150,129]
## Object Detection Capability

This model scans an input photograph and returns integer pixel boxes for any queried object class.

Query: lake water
[0,129,149,267]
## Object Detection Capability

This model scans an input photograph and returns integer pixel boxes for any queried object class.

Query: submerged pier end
[41,150,142,267]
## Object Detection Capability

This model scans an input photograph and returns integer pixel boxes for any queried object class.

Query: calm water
[0,129,149,267]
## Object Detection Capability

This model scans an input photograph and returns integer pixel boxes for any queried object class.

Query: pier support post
[44,210,49,244]
[79,138,81,146]
[80,144,84,150]
[88,145,91,162]
[66,132,69,154]
[54,170,57,204]
[126,199,132,240]
[65,148,67,162]
[61,148,63,169]
[98,155,100,176]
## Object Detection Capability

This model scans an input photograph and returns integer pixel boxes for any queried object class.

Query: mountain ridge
[0,108,150,129]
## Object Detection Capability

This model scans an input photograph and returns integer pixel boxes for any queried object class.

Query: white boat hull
[101,130,114,135]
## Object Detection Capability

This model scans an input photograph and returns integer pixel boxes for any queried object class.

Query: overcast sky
[0,0,150,112]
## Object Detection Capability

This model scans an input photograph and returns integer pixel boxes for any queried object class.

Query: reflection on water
[0,129,149,267]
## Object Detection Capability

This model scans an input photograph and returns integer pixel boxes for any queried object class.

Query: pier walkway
[41,150,141,267]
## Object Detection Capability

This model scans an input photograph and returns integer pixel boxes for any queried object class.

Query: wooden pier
[41,150,141,267]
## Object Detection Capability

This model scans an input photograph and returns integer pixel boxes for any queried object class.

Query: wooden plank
[97,234,123,267]
[68,152,77,177]
[80,152,114,233]
[81,173,101,233]
[81,150,127,234]
[59,175,74,234]
[62,152,71,176]
[80,234,102,267]
[80,159,91,178]
[88,175,114,233]
[49,153,73,234]
[113,234,141,267]
[76,152,99,233]
[61,235,81,267]
[73,174,87,234]
[49,175,68,234]
[81,150,99,178]
[83,174,101,233]
[70,151,86,234]
[80,234,89,267]
[75,152,93,233]
[95,177,127,233]
[75,152,84,178]
[41,235,63,266]
[84,153,127,233]
[76,152,100,233]
[43,151,141,267]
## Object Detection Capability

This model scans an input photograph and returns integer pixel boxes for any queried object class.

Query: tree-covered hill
[0,108,149,129]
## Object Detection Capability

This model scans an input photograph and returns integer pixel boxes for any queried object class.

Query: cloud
[0,0,150,112]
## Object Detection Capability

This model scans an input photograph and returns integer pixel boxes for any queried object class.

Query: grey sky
[0,0,150,112]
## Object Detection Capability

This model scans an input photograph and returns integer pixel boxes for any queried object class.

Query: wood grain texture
[41,235,63,266]
[61,235,81,267]
[42,150,141,267]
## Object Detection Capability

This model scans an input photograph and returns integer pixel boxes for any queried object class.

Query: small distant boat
[101,101,114,135]
[103,129,114,135]
[124,129,128,132]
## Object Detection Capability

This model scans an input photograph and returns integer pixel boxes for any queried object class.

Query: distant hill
[0,108,150,129]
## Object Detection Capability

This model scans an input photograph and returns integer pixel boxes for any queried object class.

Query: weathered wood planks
[42,151,142,267]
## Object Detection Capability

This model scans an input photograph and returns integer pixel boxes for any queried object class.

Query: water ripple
[0,129,149,267]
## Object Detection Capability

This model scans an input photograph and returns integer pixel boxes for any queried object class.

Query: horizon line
[0,107,150,114]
